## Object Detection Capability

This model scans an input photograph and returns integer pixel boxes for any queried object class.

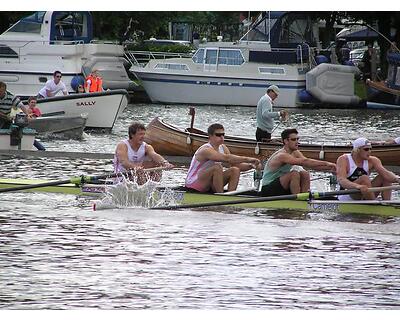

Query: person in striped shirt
[0,81,27,129]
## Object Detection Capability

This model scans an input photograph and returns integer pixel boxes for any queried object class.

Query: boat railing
[125,50,193,67]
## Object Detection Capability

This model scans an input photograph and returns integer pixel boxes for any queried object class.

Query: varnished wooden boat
[144,117,400,166]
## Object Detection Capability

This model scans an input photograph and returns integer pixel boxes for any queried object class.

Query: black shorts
[260,177,291,196]
[256,127,271,142]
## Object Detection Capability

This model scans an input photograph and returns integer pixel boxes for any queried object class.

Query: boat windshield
[7,11,45,34]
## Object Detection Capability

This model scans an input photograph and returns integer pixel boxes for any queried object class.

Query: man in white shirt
[37,71,69,99]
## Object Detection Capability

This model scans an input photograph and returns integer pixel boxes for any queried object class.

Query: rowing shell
[1,178,400,216]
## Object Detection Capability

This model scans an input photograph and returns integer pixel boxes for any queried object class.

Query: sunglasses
[289,137,300,141]
[362,147,372,151]
[215,132,225,137]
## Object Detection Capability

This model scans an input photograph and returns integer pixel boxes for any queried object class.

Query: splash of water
[94,172,183,210]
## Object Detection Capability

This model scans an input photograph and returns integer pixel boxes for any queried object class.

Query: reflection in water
[1,104,400,309]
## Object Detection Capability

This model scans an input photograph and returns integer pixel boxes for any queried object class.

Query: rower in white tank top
[185,143,225,192]
[113,139,148,173]
[338,153,369,201]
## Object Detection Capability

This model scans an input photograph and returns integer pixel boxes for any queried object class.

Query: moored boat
[0,177,399,216]
[144,117,400,166]
[27,114,87,140]
[31,89,128,130]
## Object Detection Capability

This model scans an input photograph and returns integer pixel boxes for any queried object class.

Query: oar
[152,184,400,210]
[0,166,171,194]
[0,173,119,193]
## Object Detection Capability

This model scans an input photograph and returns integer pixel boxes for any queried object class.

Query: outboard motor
[10,113,29,146]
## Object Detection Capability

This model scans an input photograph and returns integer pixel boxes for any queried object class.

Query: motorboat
[131,12,317,108]
[0,11,136,98]
[27,114,88,140]
[27,90,128,131]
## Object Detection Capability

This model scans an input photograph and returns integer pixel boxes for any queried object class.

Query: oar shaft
[0,173,116,193]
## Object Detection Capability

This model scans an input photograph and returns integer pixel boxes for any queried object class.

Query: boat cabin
[0,11,93,44]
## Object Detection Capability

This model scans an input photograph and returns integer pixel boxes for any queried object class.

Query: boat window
[258,67,285,75]
[54,12,87,40]
[154,63,189,71]
[7,11,45,34]
[279,15,314,44]
[0,45,18,58]
[192,49,204,63]
[205,49,218,65]
[218,49,244,66]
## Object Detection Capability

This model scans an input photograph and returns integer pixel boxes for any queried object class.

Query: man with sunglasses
[336,137,400,200]
[260,128,336,196]
[185,123,261,193]
[37,71,69,99]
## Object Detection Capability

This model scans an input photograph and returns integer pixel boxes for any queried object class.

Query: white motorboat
[0,11,135,98]
[30,90,128,131]
[131,12,316,108]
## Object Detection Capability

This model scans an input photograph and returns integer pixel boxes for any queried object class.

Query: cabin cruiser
[131,12,317,108]
[0,11,136,98]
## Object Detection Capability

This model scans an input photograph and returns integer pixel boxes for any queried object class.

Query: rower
[185,123,261,193]
[260,128,336,197]
[113,122,174,185]
[336,137,400,200]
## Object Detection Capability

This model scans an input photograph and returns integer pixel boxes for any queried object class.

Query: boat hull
[27,114,87,140]
[144,117,400,166]
[33,90,128,130]
[134,69,305,108]
[0,178,399,216]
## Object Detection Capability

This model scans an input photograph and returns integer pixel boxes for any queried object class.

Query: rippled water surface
[1,104,400,309]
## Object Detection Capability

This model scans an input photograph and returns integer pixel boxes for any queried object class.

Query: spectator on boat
[336,137,400,201]
[85,69,103,93]
[361,44,377,81]
[37,71,69,99]
[0,81,27,129]
[256,85,288,142]
[76,84,85,93]
[185,123,261,193]
[113,122,174,185]
[26,96,42,119]
[260,128,336,197]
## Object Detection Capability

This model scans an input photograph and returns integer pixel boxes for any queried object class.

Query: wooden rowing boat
[1,178,399,216]
[144,117,400,166]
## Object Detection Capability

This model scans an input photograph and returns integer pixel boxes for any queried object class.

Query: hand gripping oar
[152,184,400,210]
[0,173,120,193]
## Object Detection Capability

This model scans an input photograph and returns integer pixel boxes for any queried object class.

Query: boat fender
[186,134,191,144]
[255,142,260,155]
[319,147,324,160]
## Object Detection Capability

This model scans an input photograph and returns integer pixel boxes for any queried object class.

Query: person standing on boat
[336,137,400,200]
[260,128,336,197]
[37,71,69,99]
[0,81,28,129]
[256,85,288,142]
[113,122,174,184]
[185,123,261,193]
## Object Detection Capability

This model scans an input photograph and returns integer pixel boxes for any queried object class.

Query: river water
[1,104,400,309]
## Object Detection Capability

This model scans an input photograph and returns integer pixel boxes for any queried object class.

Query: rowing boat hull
[1,178,399,216]
[144,117,400,166]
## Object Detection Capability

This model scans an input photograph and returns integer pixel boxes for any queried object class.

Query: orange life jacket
[85,74,103,92]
